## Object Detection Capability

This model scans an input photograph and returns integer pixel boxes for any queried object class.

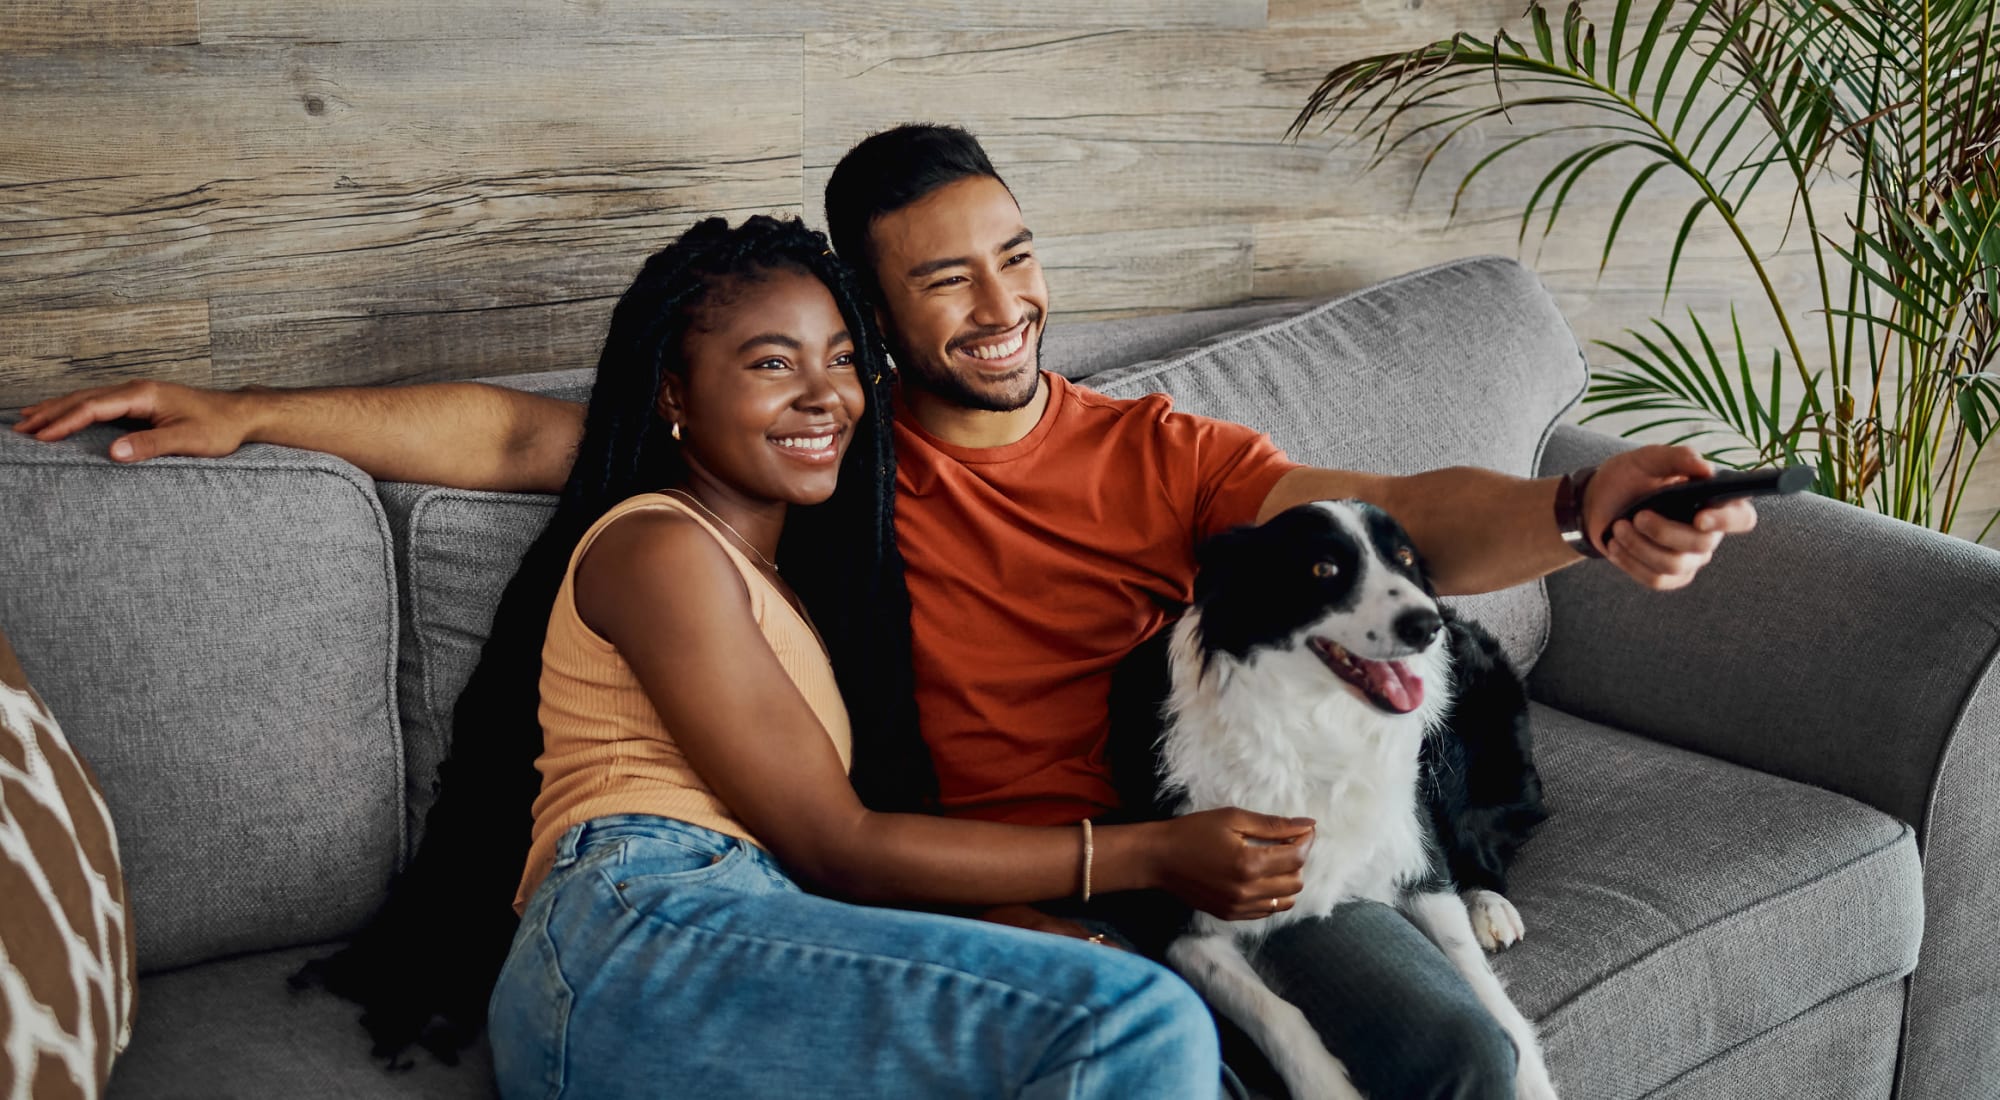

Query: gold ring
[1270,897,1280,912]
[1086,933,1107,946]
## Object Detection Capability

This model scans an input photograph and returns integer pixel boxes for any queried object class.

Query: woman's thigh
[490,816,1220,1100]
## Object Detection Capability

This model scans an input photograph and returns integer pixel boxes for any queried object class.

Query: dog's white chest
[1168,710,1434,939]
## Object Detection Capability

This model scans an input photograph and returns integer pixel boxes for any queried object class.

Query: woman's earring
[671,421,682,442]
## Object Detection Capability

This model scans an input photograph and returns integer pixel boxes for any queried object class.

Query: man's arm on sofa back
[10,378,584,492]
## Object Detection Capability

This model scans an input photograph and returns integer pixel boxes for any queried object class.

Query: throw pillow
[0,624,135,1098]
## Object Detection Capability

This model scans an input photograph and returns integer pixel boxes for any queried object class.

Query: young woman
[304,216,1311,1097]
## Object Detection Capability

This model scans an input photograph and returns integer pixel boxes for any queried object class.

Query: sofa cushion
[1496,705,1922,1098]
[1084,257,1588,672]
[0,622,136,1094]
[0,426,402,974]
[377,484,555,855]
[106,945,496,1100]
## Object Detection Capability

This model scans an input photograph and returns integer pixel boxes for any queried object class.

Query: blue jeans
[488,815,1223,1099]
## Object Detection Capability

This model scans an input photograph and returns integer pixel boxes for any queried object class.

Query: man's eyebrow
[906,254,972,281]
[904,227,1035,281]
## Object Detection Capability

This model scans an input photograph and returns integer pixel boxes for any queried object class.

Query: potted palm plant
[1292,0,2000,538]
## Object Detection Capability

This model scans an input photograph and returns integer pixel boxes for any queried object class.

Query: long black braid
[295,215,935,1063]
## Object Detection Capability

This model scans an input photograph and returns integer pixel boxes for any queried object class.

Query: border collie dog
[1111,500,1554,1100]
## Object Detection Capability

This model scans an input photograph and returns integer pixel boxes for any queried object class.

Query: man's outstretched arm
[1257,445,1758,596]
[10,380,584,493]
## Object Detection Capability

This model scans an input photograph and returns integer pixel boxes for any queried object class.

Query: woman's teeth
[775,435,834,451]
[965,331,1025,360]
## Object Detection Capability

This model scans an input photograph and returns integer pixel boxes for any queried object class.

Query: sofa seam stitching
[1532,824,1916,1028]
[1897,623,2000,1097]
[1633,970,1907,1099]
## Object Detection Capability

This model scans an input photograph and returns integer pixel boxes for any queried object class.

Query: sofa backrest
[0,431,403,973]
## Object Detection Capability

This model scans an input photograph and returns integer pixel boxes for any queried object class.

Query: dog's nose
[1394,608,1442,649]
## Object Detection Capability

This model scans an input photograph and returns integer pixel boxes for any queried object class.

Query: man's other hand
[11,381,250,462]
[1585,445,1759,591]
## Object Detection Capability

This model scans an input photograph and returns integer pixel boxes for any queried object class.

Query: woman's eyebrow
[734,330,853,354]
[735,332,802,354]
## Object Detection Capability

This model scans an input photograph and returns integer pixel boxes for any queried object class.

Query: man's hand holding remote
[1580,446,1764,591]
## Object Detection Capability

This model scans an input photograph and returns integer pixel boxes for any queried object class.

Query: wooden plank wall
[3,1,1992,540]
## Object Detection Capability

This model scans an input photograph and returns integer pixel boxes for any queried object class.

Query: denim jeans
[487,814,1223,1099]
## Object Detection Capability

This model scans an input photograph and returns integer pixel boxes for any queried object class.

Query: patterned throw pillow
[0,625,135,1099]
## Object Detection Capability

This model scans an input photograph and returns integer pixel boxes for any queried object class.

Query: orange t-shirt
[894,371,1301,825]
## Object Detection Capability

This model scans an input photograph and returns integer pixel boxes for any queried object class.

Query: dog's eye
[1312,561,1338,578]
[1395,547,1415,567]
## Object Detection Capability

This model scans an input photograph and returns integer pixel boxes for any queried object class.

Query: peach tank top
[513,492,852,913]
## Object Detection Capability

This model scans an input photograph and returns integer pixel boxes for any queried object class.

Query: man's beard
[896,315,1046,414]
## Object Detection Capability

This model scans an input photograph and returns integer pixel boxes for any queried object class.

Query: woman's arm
[578,512,1311,919]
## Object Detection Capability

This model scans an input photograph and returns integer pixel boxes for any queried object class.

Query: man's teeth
[965,331,1025,360]
[775,435,834,450]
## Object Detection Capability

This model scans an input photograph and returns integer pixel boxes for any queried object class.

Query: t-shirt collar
[892,371,1068,465]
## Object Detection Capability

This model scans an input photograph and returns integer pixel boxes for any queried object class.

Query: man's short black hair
[824,123,1010,299]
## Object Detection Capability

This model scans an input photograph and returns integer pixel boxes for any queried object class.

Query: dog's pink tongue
[1364,660,1425,713]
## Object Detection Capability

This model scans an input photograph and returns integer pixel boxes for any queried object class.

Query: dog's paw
[1464,889,1525,952]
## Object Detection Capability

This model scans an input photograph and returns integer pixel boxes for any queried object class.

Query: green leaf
[1606,0,1635,89]
[1543,140,1665,240]
[1627,0,1679,100]
[1663,195,1714,306]
[1957,372,2000,445]
[1602,160,1672,276]
[1671,3,1766,141]
[1531,3,1556,64]
[1653,0,1722,119]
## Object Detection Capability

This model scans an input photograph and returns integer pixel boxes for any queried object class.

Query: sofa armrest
[1532,422,2000,1100]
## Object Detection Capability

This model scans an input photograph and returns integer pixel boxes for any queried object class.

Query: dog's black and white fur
[1108,500,1554,1100]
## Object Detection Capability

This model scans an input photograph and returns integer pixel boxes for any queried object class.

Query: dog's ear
[1191,523,1261,603]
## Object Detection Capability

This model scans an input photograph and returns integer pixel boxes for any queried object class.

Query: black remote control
[1601,465,1815,545]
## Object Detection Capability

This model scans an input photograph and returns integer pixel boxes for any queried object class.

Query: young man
[16,125,1753,1095]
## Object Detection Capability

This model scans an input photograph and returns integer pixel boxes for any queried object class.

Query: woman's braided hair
[296,214,934,1062]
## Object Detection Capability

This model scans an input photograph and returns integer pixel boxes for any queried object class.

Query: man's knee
[1402,1006,1518,1100]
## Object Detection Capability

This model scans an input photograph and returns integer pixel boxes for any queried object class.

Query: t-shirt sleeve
[1160,408,1303,542]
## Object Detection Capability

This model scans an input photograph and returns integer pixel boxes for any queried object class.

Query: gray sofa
[3,256,1993,1100]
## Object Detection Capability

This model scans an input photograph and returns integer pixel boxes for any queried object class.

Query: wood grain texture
[0,37,799,388]
[207,251,647,388]
[805,30,1353,240]
[1041,224,1255,323]
[196,0,1263,42]
[1269,0,1526,31]
[0,303,209,407]
[0,0,196,50]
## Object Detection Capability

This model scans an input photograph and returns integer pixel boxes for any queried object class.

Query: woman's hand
[1147,809,1313,920]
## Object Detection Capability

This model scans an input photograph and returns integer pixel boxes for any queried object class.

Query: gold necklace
[663,489,781,573]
